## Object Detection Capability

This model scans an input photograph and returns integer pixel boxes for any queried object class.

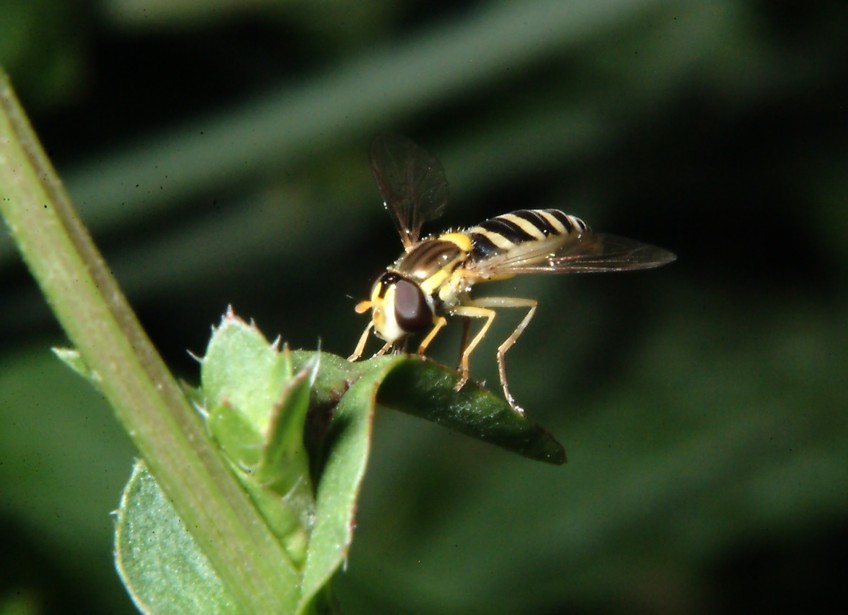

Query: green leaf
[202,311,294,440]
[256,353,318,491]
[298,356,404,614]
[294,352,565,613]
[199,311,317,566]
[115,460,240,615]
[112,316,565,615]
[200,311,314,489]
[378,357,566,465]
[250,354,319,566]
[291,352,566,465]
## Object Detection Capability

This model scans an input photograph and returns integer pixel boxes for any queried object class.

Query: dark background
[1,1,846,613]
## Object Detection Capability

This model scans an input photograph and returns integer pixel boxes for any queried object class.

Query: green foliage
[200,314,317,566]
[114,461,240,614]
[108,311,564,613]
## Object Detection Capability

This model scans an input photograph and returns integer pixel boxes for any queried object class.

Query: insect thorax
[394,237,470,296]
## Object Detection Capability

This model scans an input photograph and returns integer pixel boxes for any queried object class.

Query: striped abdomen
[468,209,588,260]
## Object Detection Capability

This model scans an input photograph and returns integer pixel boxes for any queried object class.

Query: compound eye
[394,279,432,332]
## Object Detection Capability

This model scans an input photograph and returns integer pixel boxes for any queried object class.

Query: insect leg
[446,304,497,394]
[456,316,471,371]
[417,315,448,355]
[462,296,538,415]
[348,322,394,361]
[374,340,396,356]
[348,322,374,361]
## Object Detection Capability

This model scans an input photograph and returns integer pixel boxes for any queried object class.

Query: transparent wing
[467,232,676,278]
[370,134,450,249]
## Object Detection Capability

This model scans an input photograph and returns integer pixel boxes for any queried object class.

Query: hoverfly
[349,134,675,413]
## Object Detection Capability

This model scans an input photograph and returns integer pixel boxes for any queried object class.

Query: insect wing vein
[465,233,569,278]
[370,134,449,249]
[468,233,675,277]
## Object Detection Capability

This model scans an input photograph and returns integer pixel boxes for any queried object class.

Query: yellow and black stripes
[468,209,587,259]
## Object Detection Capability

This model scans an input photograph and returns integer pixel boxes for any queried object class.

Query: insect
[348,134,676,413]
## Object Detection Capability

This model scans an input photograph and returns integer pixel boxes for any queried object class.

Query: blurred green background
[1,0,846,613]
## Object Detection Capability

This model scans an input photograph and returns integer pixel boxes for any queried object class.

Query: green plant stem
[0,70,298,612]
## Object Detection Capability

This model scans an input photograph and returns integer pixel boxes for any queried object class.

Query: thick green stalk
[0,69,298,612]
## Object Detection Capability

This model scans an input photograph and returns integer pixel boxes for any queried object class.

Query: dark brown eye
[394,279,432,332]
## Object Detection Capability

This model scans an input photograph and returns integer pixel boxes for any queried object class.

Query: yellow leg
[456,316,471,371]
[348,322,373,361]
[446,304,497,393]
[417,316,448,355]
[348,299,376,361]
[374,340,395,356]
[451,297,538,414]
[348,321,393,361]
[350,313,446,362]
